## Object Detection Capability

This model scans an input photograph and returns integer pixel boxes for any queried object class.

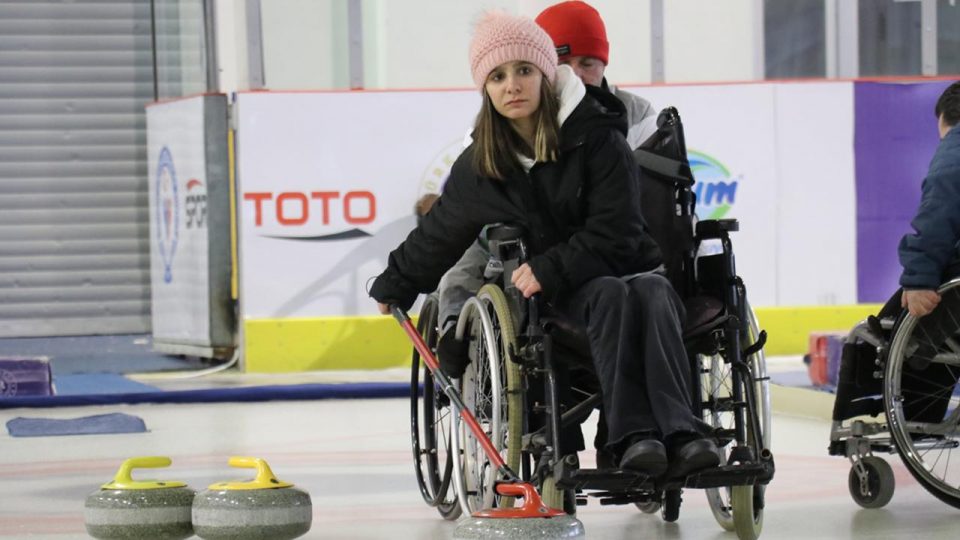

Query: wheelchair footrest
[682,460,775,489]
[557,468,656,492]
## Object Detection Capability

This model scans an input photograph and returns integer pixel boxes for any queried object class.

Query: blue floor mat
[54,373,160,396]
[0,334,207,376]
[6,412,147,437]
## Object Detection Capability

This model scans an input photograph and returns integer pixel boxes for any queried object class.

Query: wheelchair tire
[450,285,523,514]
[540,475,567,513]
[883,278,960,510]
[731,485,763,540]
[847,456,895,509]
[661,489,682,522]
[704,301,770,532]
[409,294,461,520]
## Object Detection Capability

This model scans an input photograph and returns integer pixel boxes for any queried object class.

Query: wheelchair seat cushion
[542,314,593,363]
[682,295,727,339]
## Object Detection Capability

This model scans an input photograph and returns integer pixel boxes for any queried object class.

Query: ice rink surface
[2,393,959,540]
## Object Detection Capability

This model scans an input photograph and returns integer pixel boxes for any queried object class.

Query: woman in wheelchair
[371,11,719,478]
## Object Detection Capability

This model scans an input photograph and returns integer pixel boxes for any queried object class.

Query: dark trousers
[556,273,708,450]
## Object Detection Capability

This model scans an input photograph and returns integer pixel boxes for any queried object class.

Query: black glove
[437,328,471,379]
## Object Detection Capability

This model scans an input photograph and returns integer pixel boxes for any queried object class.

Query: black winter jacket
[370,85,662,309]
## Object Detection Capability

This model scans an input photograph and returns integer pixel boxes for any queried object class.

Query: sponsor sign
[146,97,212,341]
[624,82,856,306]
[236,81,858,317]
[235,91,478,318]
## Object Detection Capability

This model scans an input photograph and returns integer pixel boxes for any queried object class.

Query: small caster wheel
[635,501,660,514]
[848,456,895,508]
[661,489,682,522]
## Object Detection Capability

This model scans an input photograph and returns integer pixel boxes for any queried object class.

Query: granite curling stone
[84,456,195,540]
[192,456,312,540]
[453,483,585,540]
[453,515,586,539]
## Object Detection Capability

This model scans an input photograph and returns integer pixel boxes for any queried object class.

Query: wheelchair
[829,278,960,510]
[409,108,774,540]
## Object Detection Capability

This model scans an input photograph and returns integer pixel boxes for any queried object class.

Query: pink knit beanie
[469,11,558,89]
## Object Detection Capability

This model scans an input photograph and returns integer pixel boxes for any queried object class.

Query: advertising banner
[146,95,233,356]
[236,91,480,319]
[621,82,856,306]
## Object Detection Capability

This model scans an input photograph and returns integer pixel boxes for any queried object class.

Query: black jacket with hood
[370,81,662,310]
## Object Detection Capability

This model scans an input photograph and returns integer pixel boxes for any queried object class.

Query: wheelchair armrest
[486,223,526,242]
[696,219,739,239]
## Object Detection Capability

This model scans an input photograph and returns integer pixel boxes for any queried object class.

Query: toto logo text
[244,190,377,241]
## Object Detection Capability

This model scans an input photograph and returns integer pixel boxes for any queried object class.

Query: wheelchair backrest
[634,107,698,298]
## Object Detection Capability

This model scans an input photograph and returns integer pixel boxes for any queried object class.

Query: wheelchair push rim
[449,286,523,515]
[408,295,461,519]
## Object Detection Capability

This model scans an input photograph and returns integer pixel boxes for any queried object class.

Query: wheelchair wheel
[450,284,523,514]
[848,456,895,509]
[635,501,660,514]
[409,294,461,520]
[540,475,567,513]
[704,301,770,532]
[661,489,682,522]
[731,485,763,540]
[884,278,960,509]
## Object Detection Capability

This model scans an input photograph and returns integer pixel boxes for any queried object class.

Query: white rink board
[236,81,856,318]
[623,81,856,306]
[146,96,211,341]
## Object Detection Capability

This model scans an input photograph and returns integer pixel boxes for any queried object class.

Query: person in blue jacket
[899,81,960,317]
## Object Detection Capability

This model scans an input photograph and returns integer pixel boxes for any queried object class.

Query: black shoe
[596,448,617,470]
[619,439,668,476]
[668,438,721,478]
[436,329,470,378]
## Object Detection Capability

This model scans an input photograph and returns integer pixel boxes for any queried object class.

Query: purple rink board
[855,80,953,303]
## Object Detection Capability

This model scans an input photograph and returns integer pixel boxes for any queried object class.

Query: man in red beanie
[537,0,662,470]
[536,0,657,150]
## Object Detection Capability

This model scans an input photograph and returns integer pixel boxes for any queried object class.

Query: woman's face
[484,61,543,123]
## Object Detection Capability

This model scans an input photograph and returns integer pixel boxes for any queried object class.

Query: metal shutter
[0,0,153,337]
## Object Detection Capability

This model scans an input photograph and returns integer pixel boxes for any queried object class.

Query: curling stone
[84,456,195,540]
[192,456,312,540]
[453,483,585,540]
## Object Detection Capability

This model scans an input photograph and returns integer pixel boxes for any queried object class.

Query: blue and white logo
[689,150,741,219]
[155,147,179,283]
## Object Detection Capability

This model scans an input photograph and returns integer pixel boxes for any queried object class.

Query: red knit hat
[469,11,558,89]
[535,1,609,65]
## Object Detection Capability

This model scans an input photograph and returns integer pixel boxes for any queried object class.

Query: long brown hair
[471,76,561,180]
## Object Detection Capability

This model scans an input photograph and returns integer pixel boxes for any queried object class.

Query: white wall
[663,0,758,82]
[237,0,757,91]
[214,0,250,92]
[261,0,345,89]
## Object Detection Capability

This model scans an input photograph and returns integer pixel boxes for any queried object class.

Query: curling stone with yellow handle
[84,456,195,540]
[192,456,312,540]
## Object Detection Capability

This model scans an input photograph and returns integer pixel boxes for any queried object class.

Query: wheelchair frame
[829,277,960,510]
